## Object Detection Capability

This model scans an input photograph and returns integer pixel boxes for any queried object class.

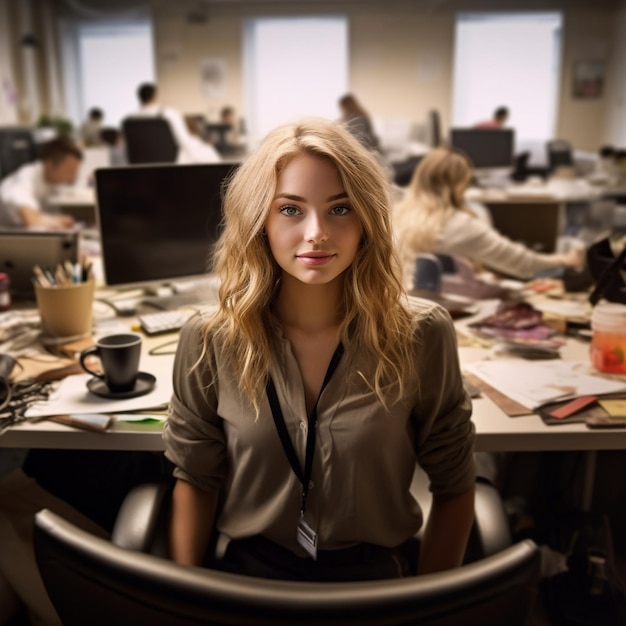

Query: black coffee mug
[413,254,443,293]
[79,334,142,393]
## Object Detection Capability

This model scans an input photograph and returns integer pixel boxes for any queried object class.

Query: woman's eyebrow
[273,191,349,202]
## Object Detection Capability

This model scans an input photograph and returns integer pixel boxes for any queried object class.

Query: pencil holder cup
[34,279,95,341]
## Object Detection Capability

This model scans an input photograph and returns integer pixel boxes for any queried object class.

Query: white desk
[0,301,175,451]
[0,419,164,451]
[2,298,625,455]
[465,177,618,252]
[466,178,605,204]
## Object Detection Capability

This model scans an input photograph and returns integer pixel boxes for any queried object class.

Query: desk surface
[466,177,614,204]
[1,295,625,453]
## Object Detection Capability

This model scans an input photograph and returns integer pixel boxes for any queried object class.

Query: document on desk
[464,360,626,411]
[23,369,173,419]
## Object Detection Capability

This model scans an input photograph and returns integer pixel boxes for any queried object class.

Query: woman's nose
[305,213,328,243]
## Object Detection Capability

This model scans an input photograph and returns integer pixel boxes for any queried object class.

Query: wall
[6,0,622,150]
[0,0,19,124]
[147,0,620,151]
[557,4,617,149]
[604,0,626,146]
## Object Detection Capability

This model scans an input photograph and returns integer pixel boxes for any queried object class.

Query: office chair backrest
[428,109,442,148]
[35,508,540,626]
[547,139,574,170]
[122,117,178,164]
[0,126,37,179]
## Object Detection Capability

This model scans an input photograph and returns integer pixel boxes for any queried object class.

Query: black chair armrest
[469,477,512,560]
[113,476,511,563]
[111,480,173,556]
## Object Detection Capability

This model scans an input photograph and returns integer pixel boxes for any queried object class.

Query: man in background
[0,137,80,230]
[475,106,510,129]
[79,107,104,147]
[130,82,221,163]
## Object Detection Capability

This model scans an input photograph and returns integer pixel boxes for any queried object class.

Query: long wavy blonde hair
[393,147,474,261]
[199,117,420,414]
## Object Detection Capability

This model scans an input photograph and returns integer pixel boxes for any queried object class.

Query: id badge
[297,517,318,561]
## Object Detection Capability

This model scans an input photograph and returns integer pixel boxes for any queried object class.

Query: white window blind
[452,12,562,164]
[244,16,348,146]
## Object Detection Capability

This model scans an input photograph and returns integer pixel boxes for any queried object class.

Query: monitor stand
[475,168,512,189]
[102,276,219,314]
[140,276,219,310]
[140,291,202,311]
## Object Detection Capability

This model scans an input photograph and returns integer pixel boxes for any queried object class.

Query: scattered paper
[464,360,626,410]
[24,373,172,419]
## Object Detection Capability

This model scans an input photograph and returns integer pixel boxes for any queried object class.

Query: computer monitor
[0,230,79,300]
[449,128,514,169]
[95,163,238,293]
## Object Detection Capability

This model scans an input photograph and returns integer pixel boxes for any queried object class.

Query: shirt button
[300,422,306,430]
[309,480,314,489]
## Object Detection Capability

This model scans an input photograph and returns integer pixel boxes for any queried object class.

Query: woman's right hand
[562,245,585,269]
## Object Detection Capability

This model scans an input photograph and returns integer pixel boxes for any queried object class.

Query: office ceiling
[56,0,623,17]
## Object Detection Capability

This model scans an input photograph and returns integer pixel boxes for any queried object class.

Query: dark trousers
[210,535,410,582]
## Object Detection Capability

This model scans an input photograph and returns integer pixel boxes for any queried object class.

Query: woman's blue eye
[279,205,301,216]
[331,205,351,216]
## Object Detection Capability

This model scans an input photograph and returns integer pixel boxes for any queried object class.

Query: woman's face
[264,153,363,288]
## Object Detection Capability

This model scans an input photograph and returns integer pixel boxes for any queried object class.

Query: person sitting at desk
[219,105,239,146]
[338,93,380,151]
[130,82,221,164]
[79,107,104,147]
[163,118,476,580]
[392,147,584,288]
[0,136,80,230]
[475,106,509,129]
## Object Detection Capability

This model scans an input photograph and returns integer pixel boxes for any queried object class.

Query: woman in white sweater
[393,147,583,289]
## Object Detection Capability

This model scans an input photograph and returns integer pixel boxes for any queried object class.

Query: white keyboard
[137,309,195,335]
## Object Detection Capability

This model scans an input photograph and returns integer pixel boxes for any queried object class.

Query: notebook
[0,230,79,300]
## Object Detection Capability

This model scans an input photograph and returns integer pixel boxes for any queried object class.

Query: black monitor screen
[95,163,238,287]
[449,128,514,169]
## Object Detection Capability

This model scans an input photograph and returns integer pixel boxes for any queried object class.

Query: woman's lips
[297,253,335,266]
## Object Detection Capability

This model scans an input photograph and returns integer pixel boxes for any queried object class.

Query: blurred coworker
[392,147,584,288]
[80,107,105,147]
[338,93,380,150]
[220,105,239,146]
[0,137,80,230]
[475,106,509,129]
[131,82,221,164]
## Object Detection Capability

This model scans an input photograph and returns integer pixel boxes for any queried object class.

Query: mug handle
[79,346,104,379]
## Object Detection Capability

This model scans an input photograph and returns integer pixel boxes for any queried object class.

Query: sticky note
[598,399,626,418]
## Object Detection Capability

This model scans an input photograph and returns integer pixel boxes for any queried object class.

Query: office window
[60,18,155,129]
[452,12,562,164]
[244,16,348,146]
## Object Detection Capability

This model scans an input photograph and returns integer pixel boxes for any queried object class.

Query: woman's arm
[438,211,582,279]
[169,478,219,566]
[416,485,475,575]
[410,303,476,574]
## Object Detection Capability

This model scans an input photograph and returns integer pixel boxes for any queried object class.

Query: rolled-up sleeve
[412,303,476,495]
[163,315,227,492]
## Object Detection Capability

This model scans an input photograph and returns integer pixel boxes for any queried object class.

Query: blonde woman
[393,147,584,289]
[164,119,475,581]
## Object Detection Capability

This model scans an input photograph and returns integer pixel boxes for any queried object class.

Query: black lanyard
[266,343,344,515]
